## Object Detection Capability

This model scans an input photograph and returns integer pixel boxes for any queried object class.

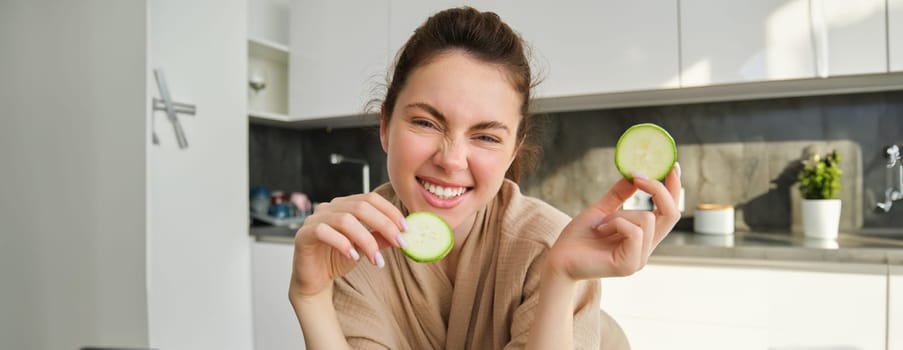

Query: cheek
[388,131,433,171]
[471,148,514,183]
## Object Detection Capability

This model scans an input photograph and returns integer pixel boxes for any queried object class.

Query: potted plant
[797,150,842,239]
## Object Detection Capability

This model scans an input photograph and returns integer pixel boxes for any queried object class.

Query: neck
[452,212,477,251]
[441,211,480,283]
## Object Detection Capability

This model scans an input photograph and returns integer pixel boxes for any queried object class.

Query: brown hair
[380,6,540,182]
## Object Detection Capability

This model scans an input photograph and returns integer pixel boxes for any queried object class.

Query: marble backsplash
[250,90,903,231]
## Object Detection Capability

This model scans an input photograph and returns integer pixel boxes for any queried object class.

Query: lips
[416,177,471,209]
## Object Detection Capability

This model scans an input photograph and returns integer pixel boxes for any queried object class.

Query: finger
[592,222,626,243]
[633,175,680,238]
[372,234,393,250]
[633,175,678,216]
[311,222,360,262]
[333,197,406,249]
[327,212,383,267]
[360,192,409,233]
[598,211,656,259]
[596,217,645,277]
[332,193,407,231]
[589,178,638,216]
[664,162,682,203]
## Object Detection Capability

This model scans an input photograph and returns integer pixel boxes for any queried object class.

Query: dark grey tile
[250,90,903,234]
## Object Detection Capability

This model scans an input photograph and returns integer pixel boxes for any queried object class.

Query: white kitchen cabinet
[602,263,887,350]
[891,0,903,72]
[373,0,682,121]
[252,241,307,350]
[602,264,770,350]
[249,0,290,47]
[680,0,816,87]
[890,266,903,350]
[390,1,680,98]
[478,1,680,97]
[290,1,903,124]
[0,1,252,349]
[248,0,291,120]
[249,39,290,118]
[765,267,886,349]
[289,0,389,121]
[811,0,887,77]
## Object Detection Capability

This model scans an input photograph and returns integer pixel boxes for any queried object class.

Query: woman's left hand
[548,164,682,281]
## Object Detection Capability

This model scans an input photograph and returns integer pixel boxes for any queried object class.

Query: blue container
[250,186,271,200]
[268,203,291,218]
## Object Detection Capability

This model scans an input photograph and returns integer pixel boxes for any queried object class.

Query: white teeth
[420,180,467,200]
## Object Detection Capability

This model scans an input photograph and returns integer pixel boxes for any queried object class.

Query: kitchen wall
[250,121,388,202]
[520,90,903,232]
[250,90,903,232]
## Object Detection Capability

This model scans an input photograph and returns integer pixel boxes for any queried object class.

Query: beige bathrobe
[333,180,628,349]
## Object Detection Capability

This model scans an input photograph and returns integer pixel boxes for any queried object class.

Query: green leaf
[797,149,842,199]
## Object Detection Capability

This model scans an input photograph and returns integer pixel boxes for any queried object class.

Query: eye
[411,118,437,129]
[475,134,502,144]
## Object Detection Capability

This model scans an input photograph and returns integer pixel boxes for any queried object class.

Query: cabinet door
[470,1,679,97]
[602,264,771,350]
[248,0,291,117]
[249,0,290,46]
[147,0,252,348]
[891,0,903,72]
[602,263,887,350]
[680,0,815,86]
[252,242,307,350]
[890,266,903,350]
[811,0,887,77]
[766,268,886,350]
[290,0,389,120]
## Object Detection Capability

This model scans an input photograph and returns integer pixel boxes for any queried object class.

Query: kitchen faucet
[330,153,370,194]
[876,145,902,212]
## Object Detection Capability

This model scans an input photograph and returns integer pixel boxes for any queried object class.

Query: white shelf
[247,37,290,118]
[249,110,293,122]
[249,110,378,130]
[248,36,288,63]
[533,72,903,114]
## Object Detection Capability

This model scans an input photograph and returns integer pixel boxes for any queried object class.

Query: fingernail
[632,172,649,180]
[400,218,410,232]
[593,223,608,231]
[396,234,409,249]
[349,248,360,261]
[675,162,682,177]
[375,252,386,269]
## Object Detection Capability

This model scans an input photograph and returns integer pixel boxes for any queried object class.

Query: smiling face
[380,50,523,231]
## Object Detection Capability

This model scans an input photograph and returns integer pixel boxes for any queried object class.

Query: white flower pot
[801,199,842,239]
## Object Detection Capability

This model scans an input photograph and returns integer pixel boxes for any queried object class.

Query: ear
[379,110,389,153]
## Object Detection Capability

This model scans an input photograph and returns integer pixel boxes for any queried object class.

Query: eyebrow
[405,102,511,135]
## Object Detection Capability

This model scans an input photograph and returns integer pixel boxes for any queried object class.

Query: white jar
[694,204,735,235]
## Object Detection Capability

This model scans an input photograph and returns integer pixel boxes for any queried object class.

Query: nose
[433,137,468,173]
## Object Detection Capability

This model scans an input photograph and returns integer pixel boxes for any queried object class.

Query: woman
[289,7,682,349]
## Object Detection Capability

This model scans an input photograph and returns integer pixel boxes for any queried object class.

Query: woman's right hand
[289,192,408,298]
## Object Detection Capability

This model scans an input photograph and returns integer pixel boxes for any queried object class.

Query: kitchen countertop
[250,225,903,267]
[654,230,903,267]
[251,225,297,244]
